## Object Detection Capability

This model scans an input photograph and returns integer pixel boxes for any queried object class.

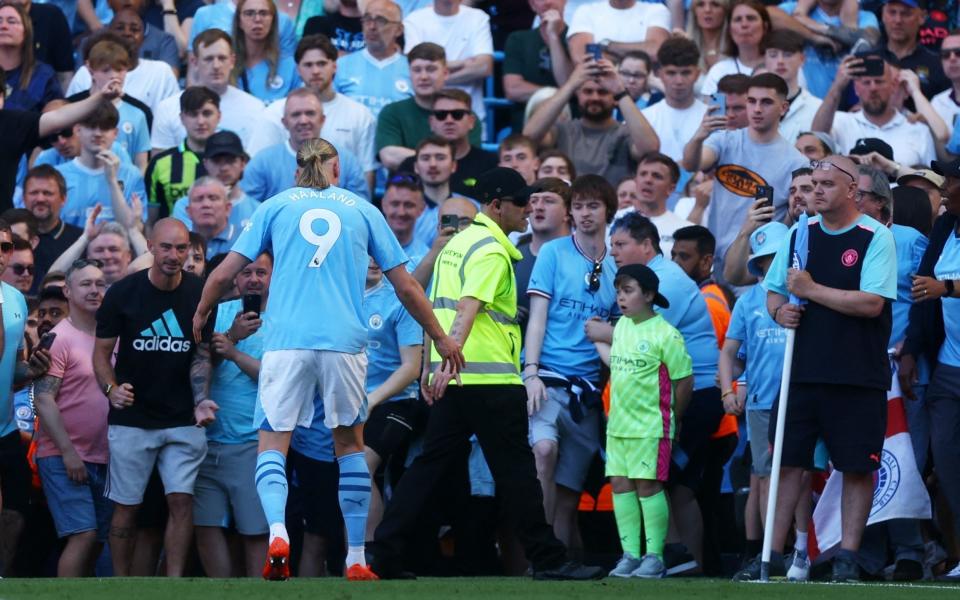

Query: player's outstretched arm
[385,266,465,374]
[193,252,252,342]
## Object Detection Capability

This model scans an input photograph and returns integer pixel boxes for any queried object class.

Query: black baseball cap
[469,167,540,205]
[204,131,249,160]
[849,138,894,161]
[931,158,960,179]
[615,264,669,308]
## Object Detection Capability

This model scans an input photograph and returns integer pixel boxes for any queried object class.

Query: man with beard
[524,57,659,186]
[812,55,937,175]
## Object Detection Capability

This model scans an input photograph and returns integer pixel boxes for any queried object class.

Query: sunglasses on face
[432,109,470,121]
[11,264,33,275]
[941,48,960,59]
[0,241,12,253]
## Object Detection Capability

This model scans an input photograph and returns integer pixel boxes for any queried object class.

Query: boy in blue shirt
[55,101,146,228]
[523,175,618,550]
[718,222,792,575]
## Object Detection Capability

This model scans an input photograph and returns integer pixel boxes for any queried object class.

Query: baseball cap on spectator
[798,131,836,154]
[470,167,540,204]
[896,168,945,189]
[204,131,249,161]
[931,158,960,178]
[849,138,894,161]
[747,221,789,277]
[614,263,669,308]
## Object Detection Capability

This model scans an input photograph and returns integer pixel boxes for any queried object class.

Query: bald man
[93,217,217,577]
[735,154,898,582]
[411,196,478,288]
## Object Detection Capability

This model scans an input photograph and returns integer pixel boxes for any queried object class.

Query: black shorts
[770,382,886,473]
[669,386,724,492]
[363,398,422,460]
[287,449,343,539]
[0,430,30,513]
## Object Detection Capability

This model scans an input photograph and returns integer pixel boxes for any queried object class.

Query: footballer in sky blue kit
[241,141,370,202]
[194,139,459,581]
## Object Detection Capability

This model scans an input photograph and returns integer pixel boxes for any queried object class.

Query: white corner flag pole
[760,211,808,582]
[760,326,796,582]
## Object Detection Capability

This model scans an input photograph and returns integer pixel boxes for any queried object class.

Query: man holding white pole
[737,154,897,583]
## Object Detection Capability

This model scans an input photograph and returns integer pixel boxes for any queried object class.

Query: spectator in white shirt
[566,0,670,64]
[932,32,960,130]
[67,21,179,117]
[151,30,264,152]
[763,30,821,147]
[812,54,944,179]
[246,34,377,190]
[700,0,769,97]
[402,0,493,125]
[641,37,707,168]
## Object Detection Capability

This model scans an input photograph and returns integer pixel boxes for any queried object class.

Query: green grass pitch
[0,578,955,599]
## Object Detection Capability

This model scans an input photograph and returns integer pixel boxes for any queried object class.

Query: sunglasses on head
[810,159,856,182]
[71,258,104,269]
[388,172,422,187]
[432,109,470,121]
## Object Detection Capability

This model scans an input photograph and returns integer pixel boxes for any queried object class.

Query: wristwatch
[612,89,629,102]
[103,383,113,397]
[946,279,955,297]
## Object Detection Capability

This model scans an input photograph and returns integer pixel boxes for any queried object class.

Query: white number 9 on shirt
[299,208,343,268]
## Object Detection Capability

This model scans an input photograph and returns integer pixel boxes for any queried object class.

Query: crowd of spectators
[1,0,960,583]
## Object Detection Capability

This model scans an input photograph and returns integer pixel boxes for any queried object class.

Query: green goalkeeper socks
[613,491,642,557]
[640,490,669,559]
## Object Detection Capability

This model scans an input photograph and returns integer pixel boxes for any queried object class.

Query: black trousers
[372,384,567,571]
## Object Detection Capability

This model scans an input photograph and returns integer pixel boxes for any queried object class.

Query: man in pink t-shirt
[33,259,111,577]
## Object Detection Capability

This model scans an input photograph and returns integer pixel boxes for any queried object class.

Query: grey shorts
[747,409,772,476]
[528,385,600,492]
[106,424,207,505]
[193,441,267,535]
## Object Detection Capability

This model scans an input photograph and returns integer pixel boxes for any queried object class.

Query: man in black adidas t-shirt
[93,218,216,577]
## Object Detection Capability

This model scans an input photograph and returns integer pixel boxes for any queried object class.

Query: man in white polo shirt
[566,0,670,64]
[811,54,937,173]
[151,30,264,152]
[402,0,493,126]
[932,32,960,129]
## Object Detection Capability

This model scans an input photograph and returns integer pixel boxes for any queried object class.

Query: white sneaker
[609,553,643,577]
[631,554,667,579]
[787,551,810,582]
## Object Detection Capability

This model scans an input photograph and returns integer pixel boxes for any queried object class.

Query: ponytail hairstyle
[295,138,338,189]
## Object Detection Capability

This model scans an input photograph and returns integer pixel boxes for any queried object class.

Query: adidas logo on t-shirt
[134,309,192,352]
